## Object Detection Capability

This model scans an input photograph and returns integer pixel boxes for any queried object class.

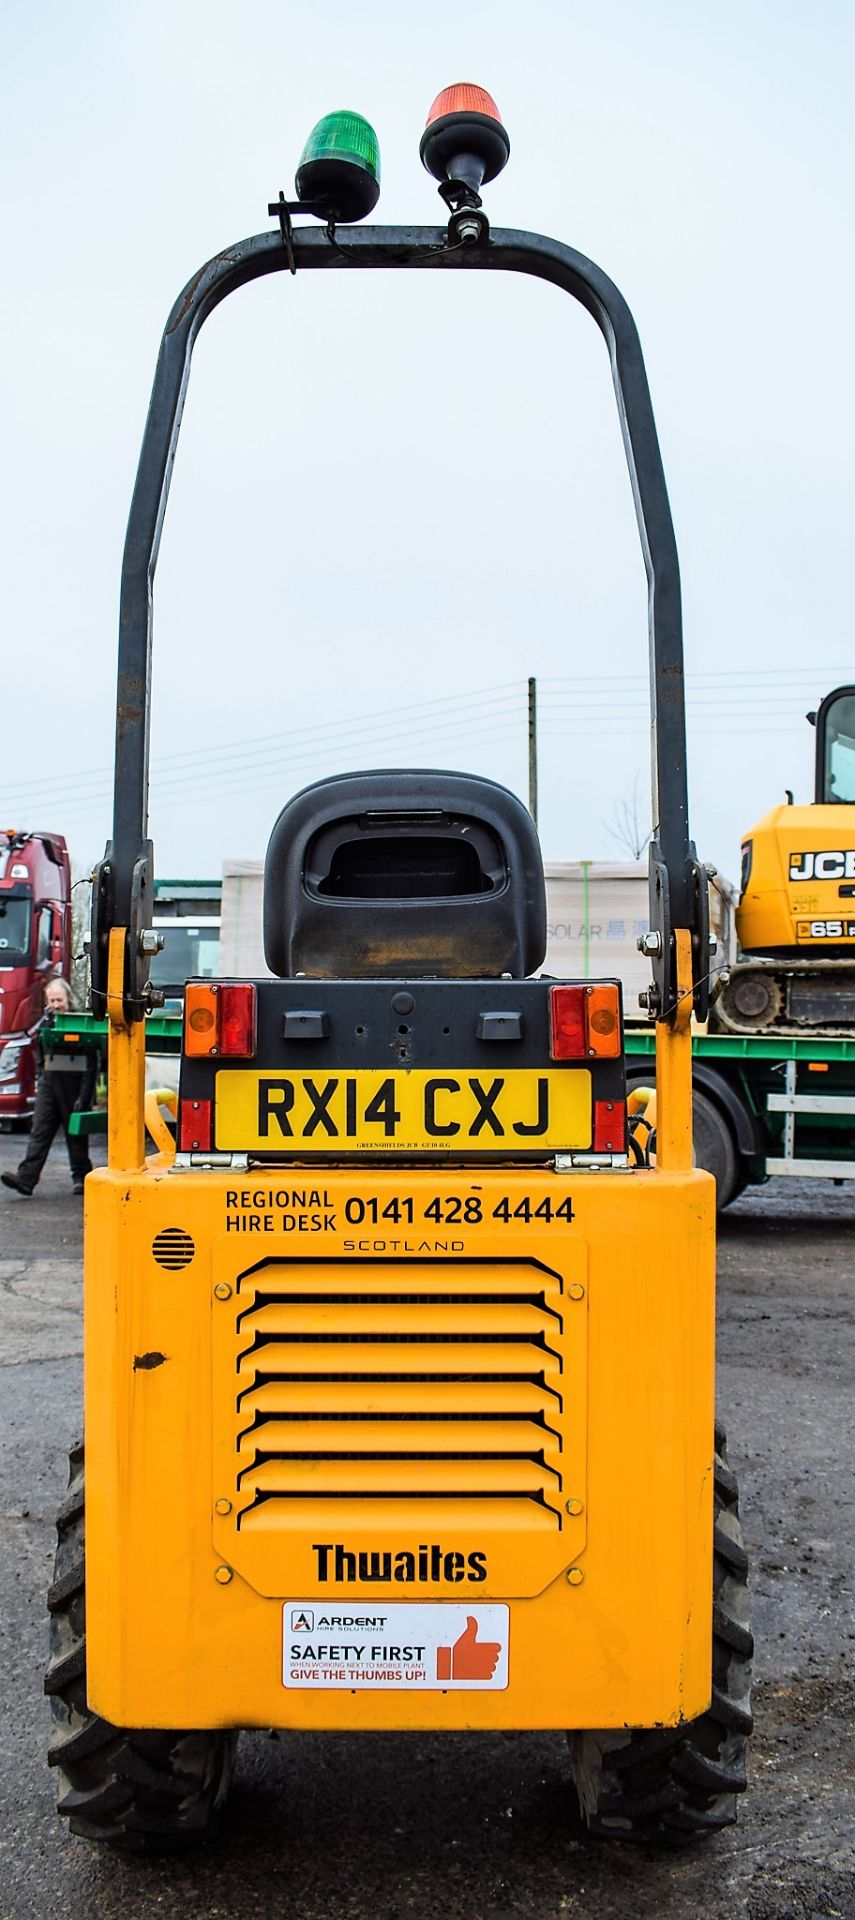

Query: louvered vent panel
[234,1261,565,1529]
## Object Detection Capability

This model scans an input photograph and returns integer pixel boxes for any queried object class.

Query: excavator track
[714,957,855,1035]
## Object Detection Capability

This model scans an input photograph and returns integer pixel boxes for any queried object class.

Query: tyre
[691,1088,739,1209]
[626,1075,739,1209]
[45,1442,237,1852]
[568,1420,753,1841]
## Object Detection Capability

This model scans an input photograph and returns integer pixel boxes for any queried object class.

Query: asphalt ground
[1,1130,853,1920]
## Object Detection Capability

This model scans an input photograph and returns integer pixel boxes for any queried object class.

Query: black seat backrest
[263,770,546,979]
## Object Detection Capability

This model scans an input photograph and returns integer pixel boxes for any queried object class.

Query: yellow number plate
[214,1067,592,1154]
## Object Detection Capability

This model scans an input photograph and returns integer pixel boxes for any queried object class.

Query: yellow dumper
[46,85,752,1848]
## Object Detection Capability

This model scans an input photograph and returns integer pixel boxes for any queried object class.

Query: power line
[2,686,827,812]
[3,663,844,820]
[541,663,853,686]
[6,662,846,807]
[0,680,525,803]
[23,717,526,822]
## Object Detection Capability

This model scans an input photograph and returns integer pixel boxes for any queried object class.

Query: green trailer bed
[44,1010,855,1193]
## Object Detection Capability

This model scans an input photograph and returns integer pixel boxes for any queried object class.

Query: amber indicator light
[184,984,220,1057]
[585,985,622,1059]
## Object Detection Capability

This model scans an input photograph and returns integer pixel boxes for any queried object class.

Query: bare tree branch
[604,775,652,860]
[70,866,92,1008]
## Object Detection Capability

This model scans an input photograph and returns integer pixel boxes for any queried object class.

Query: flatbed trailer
[625,1026,855,1198]
[46,1011,855,1204]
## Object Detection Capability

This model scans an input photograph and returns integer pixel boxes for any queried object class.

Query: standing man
[1,978,94,1197]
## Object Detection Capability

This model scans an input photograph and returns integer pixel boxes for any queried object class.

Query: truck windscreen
[150,923,220,991]
[0,895,31,964]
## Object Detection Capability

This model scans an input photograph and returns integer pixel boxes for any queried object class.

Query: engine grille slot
[231,1260,566,1528]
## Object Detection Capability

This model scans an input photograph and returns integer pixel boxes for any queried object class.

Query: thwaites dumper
[46,87,753,1846]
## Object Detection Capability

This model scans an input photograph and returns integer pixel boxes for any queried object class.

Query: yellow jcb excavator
[715,685,855,1032]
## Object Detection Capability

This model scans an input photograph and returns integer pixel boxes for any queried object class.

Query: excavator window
[822,690,855,804]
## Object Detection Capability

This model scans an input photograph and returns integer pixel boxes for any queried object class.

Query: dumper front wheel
[568,1421,753,1841]
[45,1443,237,1852]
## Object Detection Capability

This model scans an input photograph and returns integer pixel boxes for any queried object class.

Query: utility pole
[528,676,538,826]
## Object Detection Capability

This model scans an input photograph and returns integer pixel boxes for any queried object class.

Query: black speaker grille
[152,1228,195,1271]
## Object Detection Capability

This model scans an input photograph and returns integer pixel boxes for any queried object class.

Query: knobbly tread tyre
[45,1443,237,1852]
[568,1423,753,1842]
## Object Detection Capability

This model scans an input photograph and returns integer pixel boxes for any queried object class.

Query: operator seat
[263,770,546,980]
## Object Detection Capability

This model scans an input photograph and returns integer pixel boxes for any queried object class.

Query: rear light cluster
[180,983,255,1154]
[177,979,624,1157]
[179,990,253,1152]
[549,984,622,1061]
[550,985,624,1155]
[184,983,256,1059]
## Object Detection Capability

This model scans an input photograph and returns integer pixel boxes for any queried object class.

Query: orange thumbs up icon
[436,1615,501,1682]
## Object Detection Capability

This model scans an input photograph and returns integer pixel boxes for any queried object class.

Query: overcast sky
[2,1,853,886]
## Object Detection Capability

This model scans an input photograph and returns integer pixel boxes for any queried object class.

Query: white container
[543,861,735,1016]
[220,859,269,977]
[217,855,734,1018]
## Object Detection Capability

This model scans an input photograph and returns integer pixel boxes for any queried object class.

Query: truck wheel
[568,1420,753,1841]
[45,1442,237,1852]
[627,1076,739,1209]
[691,1088,739,1209]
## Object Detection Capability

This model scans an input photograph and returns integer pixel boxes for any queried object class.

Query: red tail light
[549,985,587,1059]
[219,984,256,1057]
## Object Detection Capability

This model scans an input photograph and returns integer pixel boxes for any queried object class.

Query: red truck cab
[0,831,72,1125]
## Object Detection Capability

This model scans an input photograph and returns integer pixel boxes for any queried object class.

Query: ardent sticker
[283,1602,509,1690]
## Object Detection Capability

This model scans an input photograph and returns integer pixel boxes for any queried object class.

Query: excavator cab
[45,85,752,1852]
[817,685,855,806]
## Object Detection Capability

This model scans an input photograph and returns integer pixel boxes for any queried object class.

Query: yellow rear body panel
[738,803,855,952]
[84,1161,714,1734]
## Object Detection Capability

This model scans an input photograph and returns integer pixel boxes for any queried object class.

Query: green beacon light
[295,111,380,224]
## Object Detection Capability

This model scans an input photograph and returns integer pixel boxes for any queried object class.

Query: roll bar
[91,221,708,1024]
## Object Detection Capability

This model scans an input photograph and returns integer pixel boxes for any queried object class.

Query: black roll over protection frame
[91,215,709,1025]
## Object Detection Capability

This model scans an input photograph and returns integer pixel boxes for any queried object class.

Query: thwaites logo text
[789,850,855,881]
[312,1542,488,1584]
